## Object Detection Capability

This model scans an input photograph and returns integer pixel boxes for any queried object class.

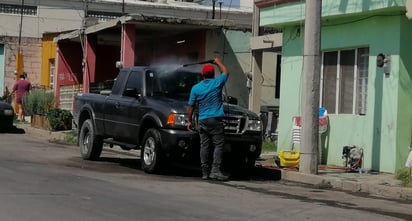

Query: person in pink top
[12,73,32,121]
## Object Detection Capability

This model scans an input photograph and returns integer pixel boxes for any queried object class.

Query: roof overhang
[54,14,250,42]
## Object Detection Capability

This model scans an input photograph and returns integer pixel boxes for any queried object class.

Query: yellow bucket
[278,150,300,167]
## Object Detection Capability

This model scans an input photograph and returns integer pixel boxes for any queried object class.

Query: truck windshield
[146,69,203,100]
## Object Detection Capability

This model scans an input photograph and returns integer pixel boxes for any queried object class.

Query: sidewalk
[259,152,412,200]
[16,123,412,201]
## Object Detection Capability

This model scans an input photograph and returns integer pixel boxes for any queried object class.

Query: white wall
[0,1,83,38]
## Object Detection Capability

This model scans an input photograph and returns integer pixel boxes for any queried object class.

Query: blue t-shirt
[188,73,228,120]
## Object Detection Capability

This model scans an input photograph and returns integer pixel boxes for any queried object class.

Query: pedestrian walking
[187,57,229,181]
[12,72,32,121]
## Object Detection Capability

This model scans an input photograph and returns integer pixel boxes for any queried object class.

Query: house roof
[259,0,408,28]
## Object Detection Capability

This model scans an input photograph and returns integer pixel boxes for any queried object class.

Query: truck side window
[124,71,142,97]
[111,70,128,95]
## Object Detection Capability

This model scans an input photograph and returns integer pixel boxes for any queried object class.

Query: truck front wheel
[79,119,103,160]
[141,128,164,173]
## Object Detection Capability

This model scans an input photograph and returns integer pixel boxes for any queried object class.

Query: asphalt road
[0,130,411,221]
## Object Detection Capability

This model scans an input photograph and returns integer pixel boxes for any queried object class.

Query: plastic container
[278,150,300,167]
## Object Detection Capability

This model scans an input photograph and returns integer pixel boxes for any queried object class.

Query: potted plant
[22,88,55,129]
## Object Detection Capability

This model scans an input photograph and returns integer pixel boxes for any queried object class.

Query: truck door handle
[115,102,121,109]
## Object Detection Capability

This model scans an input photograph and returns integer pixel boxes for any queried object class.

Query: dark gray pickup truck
[73,66,262,175]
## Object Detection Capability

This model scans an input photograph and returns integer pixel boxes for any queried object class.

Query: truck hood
[223,103,260,120]
[151,97,259,120]
[148,97,189,113]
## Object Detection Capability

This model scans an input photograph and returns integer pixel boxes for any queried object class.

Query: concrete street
[0,130,411,221]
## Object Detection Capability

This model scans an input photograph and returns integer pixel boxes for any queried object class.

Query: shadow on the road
[0,126,25,134]
[96,156,281,181]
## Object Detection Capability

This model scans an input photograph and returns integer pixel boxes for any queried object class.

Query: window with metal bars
[0,3,37,16]
[321,47,369,115]
[87,10,123,21]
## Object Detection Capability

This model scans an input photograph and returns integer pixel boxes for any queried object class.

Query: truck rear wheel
[79,119,103,160]
[141,128,164,173]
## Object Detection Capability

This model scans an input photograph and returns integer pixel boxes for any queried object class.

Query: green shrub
[22,89,55,116]
[395,168,412,187]
[262,140,277,153]
[45,108,73,131]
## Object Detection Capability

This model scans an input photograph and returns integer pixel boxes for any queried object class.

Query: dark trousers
[199,117,224,170]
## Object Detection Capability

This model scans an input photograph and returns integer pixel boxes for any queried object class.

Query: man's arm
[214,58,229,76]
[187,105,194,131]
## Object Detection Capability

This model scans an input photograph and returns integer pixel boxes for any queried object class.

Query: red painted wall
[56,42,83,85]
[56,30,206,90]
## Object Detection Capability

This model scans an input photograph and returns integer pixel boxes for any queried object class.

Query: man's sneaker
[209,171,229,181]
[201,166,209,180]
[201,173,209,180]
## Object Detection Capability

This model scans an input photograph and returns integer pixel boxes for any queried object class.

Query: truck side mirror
[124,88,141,98]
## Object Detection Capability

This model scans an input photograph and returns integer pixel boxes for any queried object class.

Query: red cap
[201,64,215,75]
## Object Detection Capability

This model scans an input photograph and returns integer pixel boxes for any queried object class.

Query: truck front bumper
[158,128,200,158]
[158,128,262,159]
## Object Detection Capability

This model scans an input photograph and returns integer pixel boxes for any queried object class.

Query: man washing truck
[187,58,229,181]
[73,61,262,177]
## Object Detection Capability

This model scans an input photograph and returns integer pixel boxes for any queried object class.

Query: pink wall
[55,42,82,106]
[121,24,135,68]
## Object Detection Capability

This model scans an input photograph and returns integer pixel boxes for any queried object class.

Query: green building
[258,0,412,173]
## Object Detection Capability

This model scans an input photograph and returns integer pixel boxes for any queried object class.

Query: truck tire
[141,128,164,173]
[79,119,103,160]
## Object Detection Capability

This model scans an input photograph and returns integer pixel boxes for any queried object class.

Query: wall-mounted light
[376,53,390,76]
[176,40,185,44]
[376,53,385,67]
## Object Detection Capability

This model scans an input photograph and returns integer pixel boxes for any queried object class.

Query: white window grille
[0,3,37,16]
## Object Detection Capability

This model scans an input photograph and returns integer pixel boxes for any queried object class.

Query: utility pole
[16,0,25,78]
[82,0,89,93]
[300,0,322,174]
[14,0,25,112]
[212,0,216,19]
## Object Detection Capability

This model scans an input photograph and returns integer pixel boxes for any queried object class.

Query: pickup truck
[73,66,263,175]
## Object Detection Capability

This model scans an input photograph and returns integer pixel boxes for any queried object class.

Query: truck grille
[223,116,246,134]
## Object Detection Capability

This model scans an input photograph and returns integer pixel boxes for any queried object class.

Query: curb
[17,123,72,142]
[281,170,412,200]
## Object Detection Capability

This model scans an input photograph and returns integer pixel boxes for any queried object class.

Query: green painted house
[258,0,412,173]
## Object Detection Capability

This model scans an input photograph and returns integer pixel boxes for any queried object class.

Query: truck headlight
[167,113,188,126]
[247,119,261,131]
